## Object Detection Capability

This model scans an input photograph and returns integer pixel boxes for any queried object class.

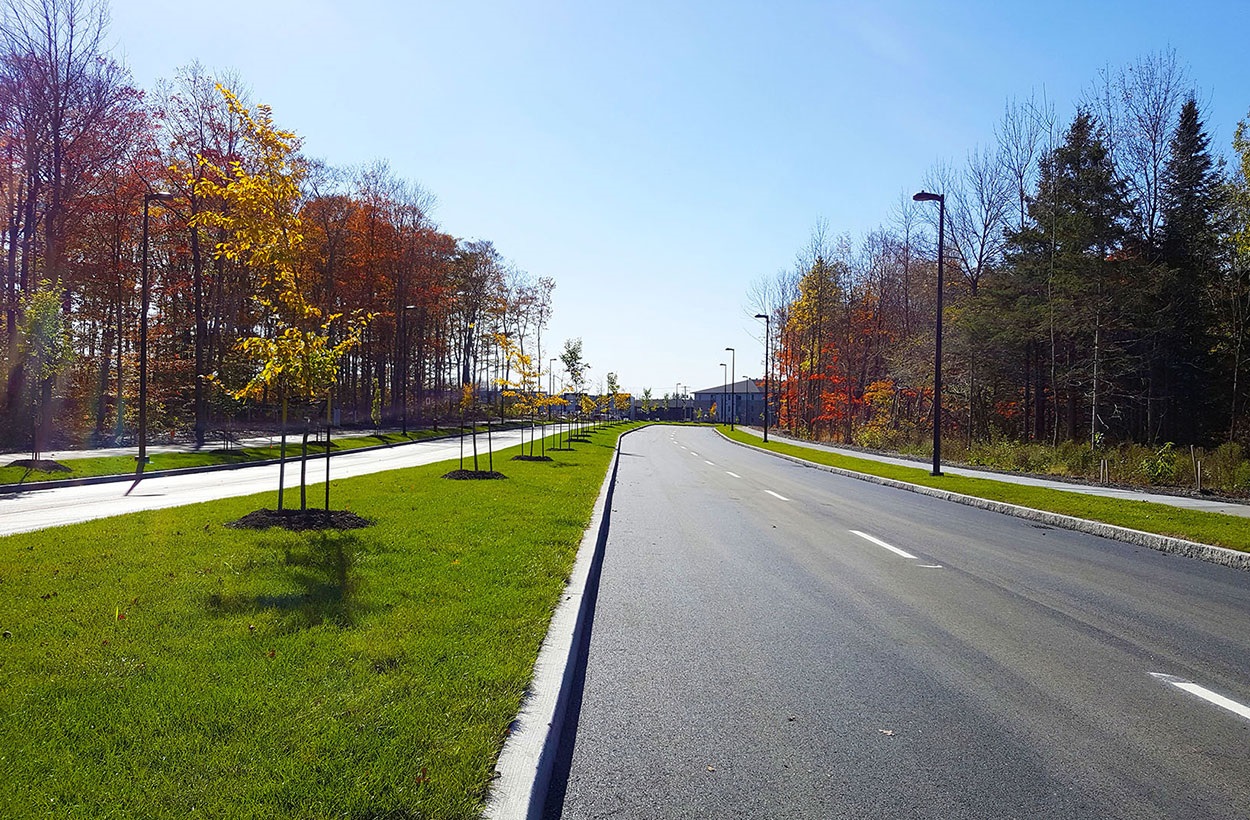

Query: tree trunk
[277,397,288,511]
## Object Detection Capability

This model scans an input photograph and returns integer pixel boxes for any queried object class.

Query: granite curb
[484,424,643,820]
[719,430,1250,573]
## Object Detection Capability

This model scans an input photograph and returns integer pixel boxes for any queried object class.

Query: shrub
[1139,442,1180,485]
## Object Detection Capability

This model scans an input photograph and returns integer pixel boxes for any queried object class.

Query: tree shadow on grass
[207,531,365,629]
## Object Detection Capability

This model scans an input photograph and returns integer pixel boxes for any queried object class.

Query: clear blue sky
[110,0,1250,397]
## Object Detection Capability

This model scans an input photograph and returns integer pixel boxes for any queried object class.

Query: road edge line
[717,430,1250,573]
[484,423,647,819]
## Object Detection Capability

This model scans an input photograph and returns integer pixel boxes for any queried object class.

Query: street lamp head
[753,313,767,320]
[725,346,734,352]
[913,190,943,203]
[146,191,176,203]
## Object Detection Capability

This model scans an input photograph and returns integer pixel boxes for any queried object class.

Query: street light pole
[549,358,557,420]
[914,190,945,477]
[401,304,417,436]
[725,347,735,430]
[754,313,770,442]
[719,362,727,425]
[132,191,175,490]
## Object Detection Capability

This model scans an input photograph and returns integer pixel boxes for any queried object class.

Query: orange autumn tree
[190,85,368,513]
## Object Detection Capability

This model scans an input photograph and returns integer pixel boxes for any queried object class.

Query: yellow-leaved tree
[190,85,369,514]
[496,333,550,458]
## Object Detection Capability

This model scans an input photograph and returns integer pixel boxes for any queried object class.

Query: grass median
[0,422,637,819]
[719,427,1250,554]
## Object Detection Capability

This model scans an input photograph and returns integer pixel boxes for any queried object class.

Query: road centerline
[850,529,918,560]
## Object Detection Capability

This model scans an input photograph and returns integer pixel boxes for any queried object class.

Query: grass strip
[720,427,1250,554]
[0,428,459,485]
[0,422,638,819]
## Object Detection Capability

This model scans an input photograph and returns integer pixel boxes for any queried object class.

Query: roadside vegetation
[0,423,636,819]
[720,427,1250,553]
[882,436,1250,497]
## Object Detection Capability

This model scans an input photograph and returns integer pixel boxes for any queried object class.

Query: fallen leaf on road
[878,729,895,737]
[707,765,716,772]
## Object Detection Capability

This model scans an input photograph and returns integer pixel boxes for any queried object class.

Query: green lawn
[720,427,1250,553]
[0,423,636,819]
[0,428,460,486]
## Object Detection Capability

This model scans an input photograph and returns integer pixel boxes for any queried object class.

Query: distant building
[691,378,764,425]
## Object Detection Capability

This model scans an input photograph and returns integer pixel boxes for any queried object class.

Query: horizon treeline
[0,0,554,452]
[752,51,1250,452]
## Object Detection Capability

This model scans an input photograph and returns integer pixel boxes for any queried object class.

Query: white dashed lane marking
[765,490,790,502]
[1150,673,1250,722]
[850,530,917,560]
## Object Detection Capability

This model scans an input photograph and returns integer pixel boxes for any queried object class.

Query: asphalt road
[545,426,1250,819]
[0,427,532,536]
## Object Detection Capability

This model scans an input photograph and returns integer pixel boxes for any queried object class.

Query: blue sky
[110,0,1250,396]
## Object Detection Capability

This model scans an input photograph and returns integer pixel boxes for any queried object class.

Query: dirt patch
[226,508,373,531]
[511,455,553,462]
[442,469,508,480]
[7,459,71,473]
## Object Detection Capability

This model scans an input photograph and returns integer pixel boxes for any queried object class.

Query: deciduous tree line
[752,51,1250,451]
[0,0,555,451]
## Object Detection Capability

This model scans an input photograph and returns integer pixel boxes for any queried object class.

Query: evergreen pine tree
[1154,97,1227,442]
[1001,109,1130,443]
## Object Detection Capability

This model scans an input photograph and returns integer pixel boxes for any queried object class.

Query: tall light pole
[719,362,727,424]
[545,357,555,420]
[754,313,770,442]
[914,190,945,477]
[400,304,417,435]
[675,382,681,422]
[132,191,175,488]
[725,347,735,430]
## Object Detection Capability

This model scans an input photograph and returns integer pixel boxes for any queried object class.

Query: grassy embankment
[0,423,635,819]
[719,426,1250,553]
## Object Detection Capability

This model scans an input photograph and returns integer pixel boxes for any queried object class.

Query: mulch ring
[511,455,553,462]
[226,508,373,531]
[442,469,508,480]
[7,459,70,472]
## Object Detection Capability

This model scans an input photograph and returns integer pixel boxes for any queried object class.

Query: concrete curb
[484,424,641,820]
[718,431,1250,573]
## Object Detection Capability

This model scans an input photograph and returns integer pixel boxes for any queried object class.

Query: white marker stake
[850,530,917,560]
[765,490,790,501]
[1150,673,1250,721]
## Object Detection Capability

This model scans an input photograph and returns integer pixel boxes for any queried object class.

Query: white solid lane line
[850,530,918,560]
[765,490,790,501]
[726,472,741,479]
[1150,673,1250,721]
